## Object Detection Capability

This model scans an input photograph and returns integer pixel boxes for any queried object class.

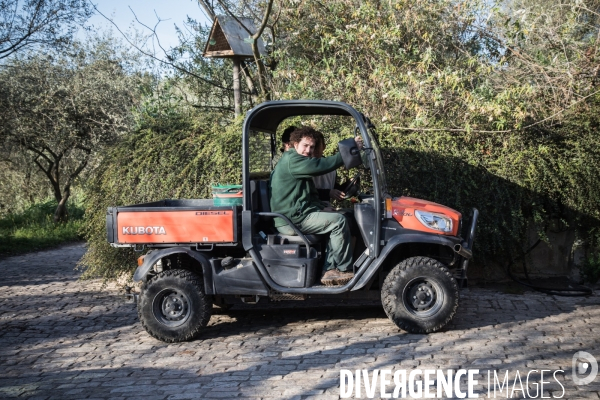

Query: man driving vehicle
[269,126,362,286]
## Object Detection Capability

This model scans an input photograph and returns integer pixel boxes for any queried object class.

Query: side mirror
[338,138,362,169]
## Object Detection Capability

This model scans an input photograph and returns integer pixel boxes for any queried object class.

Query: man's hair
[290,126,322,146]
[281,126,296,144]
[280,126,296,153]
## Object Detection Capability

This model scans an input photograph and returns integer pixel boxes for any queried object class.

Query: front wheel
[381,256,459,333]
[138,269,212,342]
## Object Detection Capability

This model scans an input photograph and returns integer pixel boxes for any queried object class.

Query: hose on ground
[505,239,593,297]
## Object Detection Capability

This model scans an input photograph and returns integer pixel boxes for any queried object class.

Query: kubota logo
[122,226,166,235]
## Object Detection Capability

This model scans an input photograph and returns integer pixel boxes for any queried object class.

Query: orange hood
[391,196,462,236]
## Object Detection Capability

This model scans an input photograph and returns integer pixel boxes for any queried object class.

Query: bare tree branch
[197,0,216,21]
[251,0,274,100]
[0,0,92,59]
[91,4,252,96]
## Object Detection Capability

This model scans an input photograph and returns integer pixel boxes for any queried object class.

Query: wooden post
[233,56,241,118]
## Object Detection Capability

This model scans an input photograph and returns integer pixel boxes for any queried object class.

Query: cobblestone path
[1,243,599,399]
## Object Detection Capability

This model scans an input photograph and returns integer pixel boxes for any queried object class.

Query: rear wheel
[381,256,458,333]
[138,269,212,342]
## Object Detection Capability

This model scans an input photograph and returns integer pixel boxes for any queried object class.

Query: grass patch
[0,200,85,257]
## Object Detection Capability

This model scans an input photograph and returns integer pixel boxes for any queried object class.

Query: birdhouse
[203,15,268,117]
[203,15,267,58]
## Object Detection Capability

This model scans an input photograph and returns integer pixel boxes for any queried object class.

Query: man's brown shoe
[334,270,354,285]
[321,269,340,286]
[321,269,354,286]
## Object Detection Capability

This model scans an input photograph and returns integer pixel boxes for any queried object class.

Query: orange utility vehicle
[107,101,478,342]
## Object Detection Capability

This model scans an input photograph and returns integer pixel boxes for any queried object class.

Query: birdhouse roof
[203,15,267,58]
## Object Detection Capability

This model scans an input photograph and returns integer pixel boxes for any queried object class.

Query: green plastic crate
[212,184,243,206]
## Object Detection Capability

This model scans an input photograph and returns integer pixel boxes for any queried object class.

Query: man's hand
[354,136,364,150]
[329,189,345,201]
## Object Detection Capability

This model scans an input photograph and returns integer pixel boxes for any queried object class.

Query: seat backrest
[258,180,271,213]
[250,180,273,228]
[250,180,259,212]
[256,179,322,245]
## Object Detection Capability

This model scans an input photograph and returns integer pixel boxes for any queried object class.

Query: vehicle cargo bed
[106,199,239,246]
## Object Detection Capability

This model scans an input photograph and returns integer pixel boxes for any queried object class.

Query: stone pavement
[0,243,599,399]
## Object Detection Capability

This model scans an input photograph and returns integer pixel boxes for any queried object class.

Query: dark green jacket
[269,149,343,227]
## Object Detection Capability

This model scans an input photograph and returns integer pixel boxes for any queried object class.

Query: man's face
[294,137,316,157]
[313,142,324,158]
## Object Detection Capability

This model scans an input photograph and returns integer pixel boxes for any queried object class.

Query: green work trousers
[277,211,352,273]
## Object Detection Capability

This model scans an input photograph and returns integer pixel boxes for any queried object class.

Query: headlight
[415,210,453,233]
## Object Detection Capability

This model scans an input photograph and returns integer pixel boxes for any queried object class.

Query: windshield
[365,124,388,197]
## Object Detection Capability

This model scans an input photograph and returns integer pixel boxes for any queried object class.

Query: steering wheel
[343,173,360,198]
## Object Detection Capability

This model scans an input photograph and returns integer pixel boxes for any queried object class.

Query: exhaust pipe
[454,243,472,259]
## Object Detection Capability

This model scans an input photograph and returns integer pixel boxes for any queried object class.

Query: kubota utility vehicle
[106,101,478,343]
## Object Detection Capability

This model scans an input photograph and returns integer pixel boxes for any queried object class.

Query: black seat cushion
[274,234,322,245]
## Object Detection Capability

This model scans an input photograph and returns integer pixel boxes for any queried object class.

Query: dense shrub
[79,94,242,279]
[80,0,600,279]
[581,253,600,284]
[272,0,600,267]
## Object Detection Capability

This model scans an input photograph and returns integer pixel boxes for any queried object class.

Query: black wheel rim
[152,288,191,327]
[402,277,444,318]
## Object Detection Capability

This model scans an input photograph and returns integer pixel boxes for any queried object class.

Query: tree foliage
[0,0,92,59]
[270,0,600,267]
[0,37,146,221]
[166,19,240,113]
[80,0,600,279]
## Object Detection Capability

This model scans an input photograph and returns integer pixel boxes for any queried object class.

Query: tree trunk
[233,56,242,117]
[240,60,258,106]
[29,145,89,224]
[54,186,70,223]
[250,0,274,101]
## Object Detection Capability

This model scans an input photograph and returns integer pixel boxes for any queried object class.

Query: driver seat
[255,180,323,245]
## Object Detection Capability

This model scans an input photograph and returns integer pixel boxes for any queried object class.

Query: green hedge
[79,97,600,280]
[79,97,242,279]
[377,121,600,267]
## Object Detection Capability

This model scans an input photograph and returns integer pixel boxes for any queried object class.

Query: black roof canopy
[246,100,362,134]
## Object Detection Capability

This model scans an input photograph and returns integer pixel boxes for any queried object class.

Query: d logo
[572,351,598,385]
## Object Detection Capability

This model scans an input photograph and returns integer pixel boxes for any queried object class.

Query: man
[269,126,362,286]
[312,131,345,206]
[280,125,295,153]
[312,131,362,248]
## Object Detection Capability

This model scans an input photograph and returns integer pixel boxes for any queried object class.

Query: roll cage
[241,100,385,257]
